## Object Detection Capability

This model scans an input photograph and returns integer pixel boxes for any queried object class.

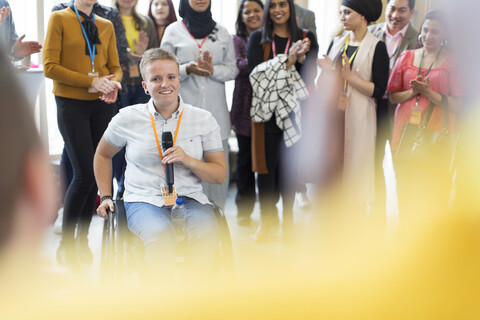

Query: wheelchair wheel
[213,205,235,279]
[100,200,127,282]
[101,200,236,281]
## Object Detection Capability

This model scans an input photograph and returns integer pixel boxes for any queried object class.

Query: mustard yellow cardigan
[43,8,122,100]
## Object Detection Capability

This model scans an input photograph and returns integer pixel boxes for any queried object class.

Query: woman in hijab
[43,0,122,267]
[161,0,238,210]
[317,0,388,213]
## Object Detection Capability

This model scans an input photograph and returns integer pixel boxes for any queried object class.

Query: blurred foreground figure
[0,48,56,271]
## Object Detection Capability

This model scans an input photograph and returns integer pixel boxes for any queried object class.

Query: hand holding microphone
[162,132,192,193]
[161,132,175,194]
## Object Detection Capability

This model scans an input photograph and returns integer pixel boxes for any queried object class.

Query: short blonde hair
[139,48,180,80]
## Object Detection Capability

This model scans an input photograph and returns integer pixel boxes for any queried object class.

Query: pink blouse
[387,50,462,149]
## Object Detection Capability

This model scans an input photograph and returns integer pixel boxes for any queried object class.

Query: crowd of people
[0,0,463,277]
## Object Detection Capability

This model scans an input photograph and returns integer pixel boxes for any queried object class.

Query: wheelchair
[101,197,235,282]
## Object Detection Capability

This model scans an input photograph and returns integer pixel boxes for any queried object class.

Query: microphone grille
[162,131,173,141]
[161,131,173,149]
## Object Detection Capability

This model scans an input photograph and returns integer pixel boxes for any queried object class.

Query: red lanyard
[272,33,291,58]
[182,22,208,56]
[150,109,184,167]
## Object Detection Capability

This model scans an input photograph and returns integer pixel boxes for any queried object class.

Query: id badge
[163,186,178,206]
[128,62,140,78]
[88,72,99,93]
[337,92,348,111]
[409,108,422,125]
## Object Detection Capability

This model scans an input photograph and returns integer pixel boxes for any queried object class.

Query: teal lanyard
[417,48,442,78]
[73,6,96,73]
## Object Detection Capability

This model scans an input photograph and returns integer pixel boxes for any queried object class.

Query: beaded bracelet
[100,195,113,204]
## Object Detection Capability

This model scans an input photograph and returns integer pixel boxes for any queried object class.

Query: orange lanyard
[182,22,208,57]
[150,109,184,166]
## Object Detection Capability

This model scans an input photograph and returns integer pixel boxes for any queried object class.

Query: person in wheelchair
[94,48,227,276]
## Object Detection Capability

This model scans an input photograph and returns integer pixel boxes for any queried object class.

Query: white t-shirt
[104,97,223,207]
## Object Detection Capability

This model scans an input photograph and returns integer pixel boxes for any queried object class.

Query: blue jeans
[124,197,220,275]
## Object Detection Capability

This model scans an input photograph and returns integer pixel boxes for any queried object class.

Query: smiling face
[151,0,170,22]
[339,5,365,31]
[386,0,414,34]
[142,59,180,111]
[242,1,263,34]
[189,0,210,12]
[269,0,290,28]
[420,19,446,51]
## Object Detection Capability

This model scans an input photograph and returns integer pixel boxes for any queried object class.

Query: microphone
[161,131,174,194]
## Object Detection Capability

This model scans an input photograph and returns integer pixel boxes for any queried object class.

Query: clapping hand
[12,35,42,59]
[287,41,300,67]
[317,54,334,71]
[186,51,213,77]
[0,6,10,26]
[197,50,214,75]
[133,31,149,55]
[127,49,143,62]
[410,75,430,95]
[99,84,121,104]
[340,55,353,81]
[92,75,122,103]
[296,38,311,63]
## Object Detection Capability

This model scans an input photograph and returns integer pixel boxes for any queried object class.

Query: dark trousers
[374,98,392,220]
[257,120,295,221]
[56,96,114,243]
[59,147,73,206]
[112,84,150,193]
[234,134,256,216]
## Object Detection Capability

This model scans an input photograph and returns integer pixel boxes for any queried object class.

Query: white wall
[308,0,339,54]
